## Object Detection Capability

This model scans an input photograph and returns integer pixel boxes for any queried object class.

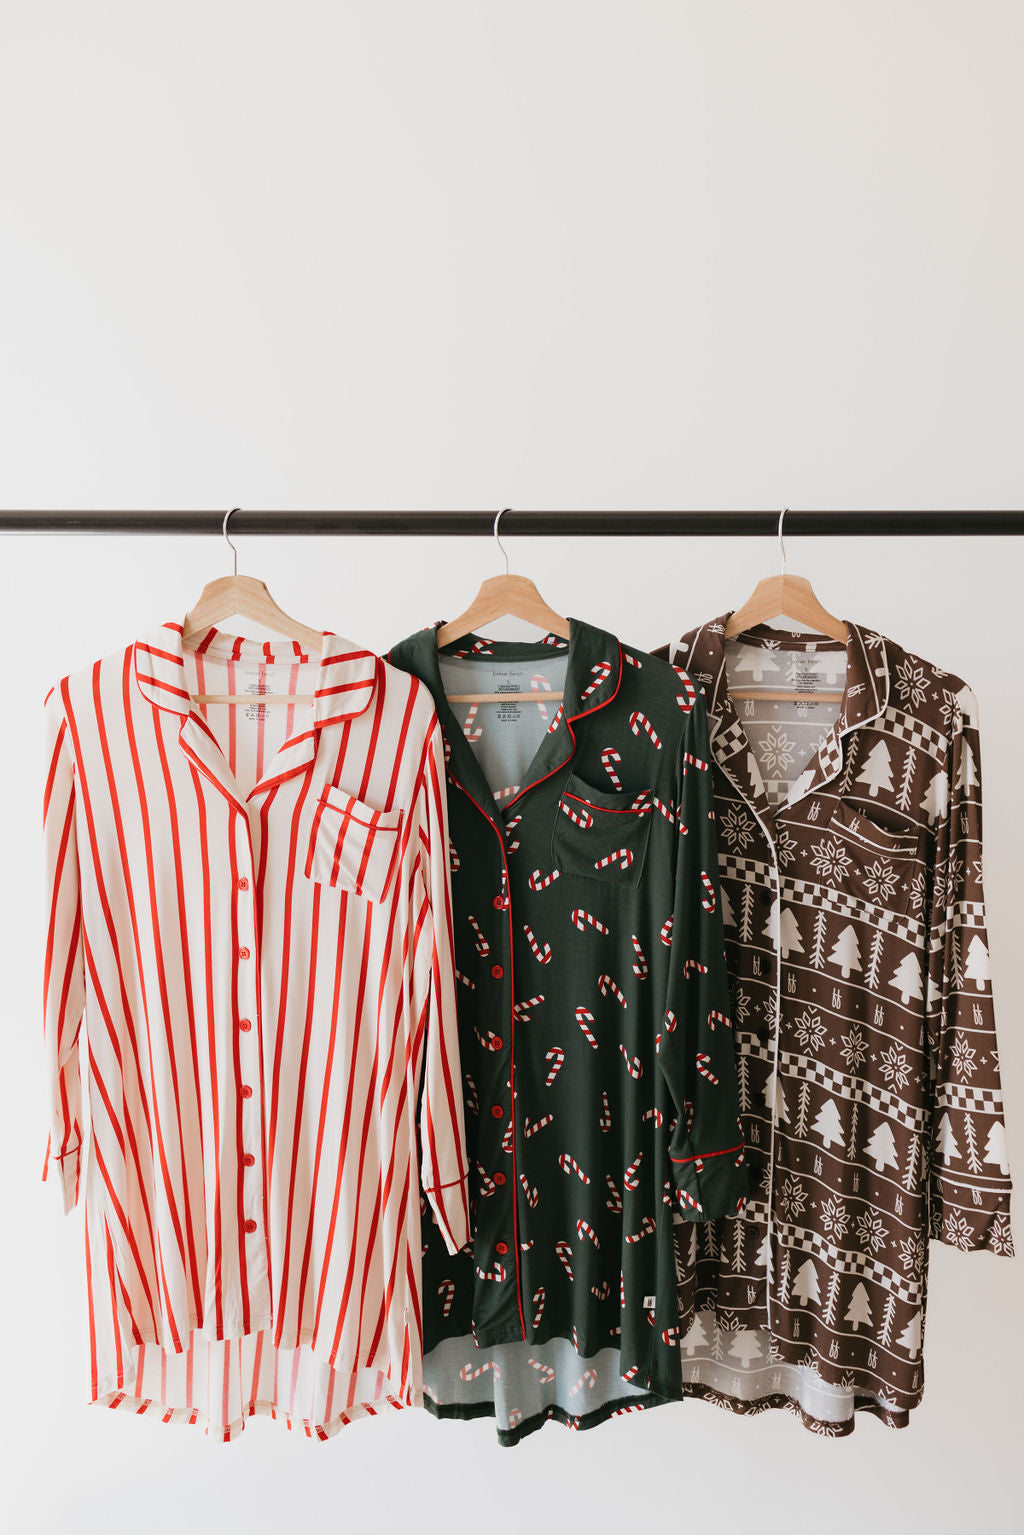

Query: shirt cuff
[43,1142,82,1214]
[669,1136,748,1220]
[423,1172,472,1256]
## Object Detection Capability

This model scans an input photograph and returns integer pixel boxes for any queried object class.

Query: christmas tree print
[728,1328,763,1367]
[935,1112,961,1163]
[795,1080,811,1138]
[810,909,828,969]
[963,1115,982,1174]
[865,930,885,991]
[828,924,862,978]
[846,1101,859,1160]
[920,769,948,826]
[984,1120,1009,1176]
[964,935,990,991]
[812,1097,844,1149]
[889,952,923,1005]
[903,1134,919,1192]
[844,1282,873,1332]
[896,1310,922,1354]
[734,646,781,682]
[864,1121,899,1173]
[680,1313,710,1356]
[879,1293,896,1348]
[739,885,754,943]
[896,748,916,812]
[956,741,979,796]
[736,1052,751,1113]
[856,741,894,798]
[778,1248,791,1303]
[732,1220,745,1274]
[791,1259,821,1307]
[775,904,804,959]
[823,1270,841,1326]
[720,885,736,928]
[763,1070,790,1124]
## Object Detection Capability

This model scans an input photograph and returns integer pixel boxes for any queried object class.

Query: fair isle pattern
[42,621,470,1441]
[654,617,1013,1436]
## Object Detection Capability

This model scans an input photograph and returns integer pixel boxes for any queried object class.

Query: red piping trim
[670,1138,745,1165]
[563,790,649,815]
[502,639,625,813]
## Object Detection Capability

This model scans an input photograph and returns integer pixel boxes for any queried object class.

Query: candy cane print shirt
[41,621,470,1441]
[652,617,1014,1436]
[385,618,747,1443]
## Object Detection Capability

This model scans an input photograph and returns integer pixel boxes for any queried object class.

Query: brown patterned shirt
[653,616,1013,1435]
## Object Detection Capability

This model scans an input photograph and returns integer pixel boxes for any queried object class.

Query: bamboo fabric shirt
[653,617,1013,1434]
[42,621,470,1440]
[385,618,747,1443]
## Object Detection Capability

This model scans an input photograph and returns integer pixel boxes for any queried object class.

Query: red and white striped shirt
[42,621,470,1440]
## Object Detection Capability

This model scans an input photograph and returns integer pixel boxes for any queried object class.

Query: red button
[241,1084,253,1099]
[491,1037,503,1050]
[239,1017,252,1032]
[491,1105,504,1119]
[238,946,251,960]
[492,896,505,910]
[491,964,504,979]
[238,877,249,892]
[495,1241,509,1255]
[243,1219,257,1234]
[493,1172,506,1187]
[243,1153,255,1167]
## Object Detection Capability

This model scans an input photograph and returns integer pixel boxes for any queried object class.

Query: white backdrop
[1,4,1021,1533]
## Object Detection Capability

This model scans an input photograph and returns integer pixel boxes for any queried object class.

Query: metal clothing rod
[2,510,1023,536]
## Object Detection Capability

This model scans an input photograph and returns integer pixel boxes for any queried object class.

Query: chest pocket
[551,772,654,889]
[827,801,924,916]
[305,785,405,902]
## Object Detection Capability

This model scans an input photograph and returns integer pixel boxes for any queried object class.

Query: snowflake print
[897,1233,925,1273]
[762,992,780,1031]
[758,727,796,778]
[861,858,899,902]
[907,870,927,913]
[719,804,756,853]
[938,688,959,730]
[778,1176,808,1222]
[775,825,797,869]
[840,1025,869,1073]
[733,987,751,1029]
[989,1213,1015,1258]
[819,1197,849,1240]
[895,659,929,709]
[793,1008,827,1054]
[943,1212,973,1252]
[810,837,851,886]
[879,1045,911,1091]
[854,1210,889,1254]
[951,1038,977,1080]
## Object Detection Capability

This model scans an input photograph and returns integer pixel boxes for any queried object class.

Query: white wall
[1,5,1021,1533]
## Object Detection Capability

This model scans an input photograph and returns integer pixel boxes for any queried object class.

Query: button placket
[233,809,265,1253]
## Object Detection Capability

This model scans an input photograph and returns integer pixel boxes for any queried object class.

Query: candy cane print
[449,839,460,871]
[555,1241,575,1280]
[582,660,612,701]
[684,958,709,981]
[570,1369,598,1396]
[467,914,490,957]
[514,994,544,1021]
[707,1009,732,1031]
[651,795,675,826]
[599,973,628,1008]
[628,791,653,815]
[476,1162,496,1198]
[572,1325,580,1352]
[623,1151,643,1190]
[659,915,674,946]
[656,1011,676,1055]
[504,814,522,855]
[528,1359,555,1384]
[591,1281,611,1300]
[501,1121,514,1154]
[604,1174,622,1212]
[437,1280,455,1318]
[463,1073,479,1114]
[642,1107,664,1128]
[620,1272,626,1307]
[524,1113,554,1138]
[518,1173,538,1208]
[676,1187,703,1215]
[629,711,662,749]
[696,1051,719,1084]
[474,1263,507,1281]
[662,1327,680,1346]
[544,1047,565,1086]
[594,847,633,873]
[560,799,594,829]
[625,1216,656,1245]
[700,871,716,912]
[674,672,697,713]
[523,924,552,964]
[474,1027,503,1051]
[530,675,552,718]
[576,1219,600,1249]
[618,1044,643,1080]
[623,650,643,669]
[630,934,648,979]
[622,1364,640,1382]
[462,703,482,742]
[683,749,709,773]
[508,1409,524,1429]
[599,1090,612,1133]
[546,704,565,735]
[423,1384,441,1405]
[571,908,609,935]
[493,783,521,803]
[575,1007,599,1048]
[456,969,476,990]
[528,867,561,891]
[460,1360,502,1380]
[532,1287,546,1327]
[601,748,623,791]
[520,1240,536,1251]
[559,1153,590,1184]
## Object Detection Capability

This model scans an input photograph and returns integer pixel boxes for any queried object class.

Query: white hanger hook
[777,507,788,576]
[223,507,240,577]
[493,507,512,577]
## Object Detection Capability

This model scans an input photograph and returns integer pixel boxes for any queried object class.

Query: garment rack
[1,511,1022,536]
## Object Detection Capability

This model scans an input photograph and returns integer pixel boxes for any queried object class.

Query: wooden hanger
[725,510,849,703]
[184,509,323,704]
[436,510,570,703]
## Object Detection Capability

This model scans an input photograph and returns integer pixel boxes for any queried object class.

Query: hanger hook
[777,507,788,576]
[493,507,512,577]
[223,507,240,577]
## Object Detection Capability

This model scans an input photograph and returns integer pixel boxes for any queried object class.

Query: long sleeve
[414,717,471,1256]
[658,690,748,1220]
[925,685,1013,1254]
[42,682,86,1214]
